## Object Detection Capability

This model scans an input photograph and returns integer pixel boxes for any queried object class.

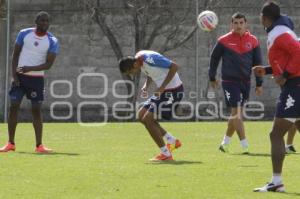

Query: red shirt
[267,25,300,78]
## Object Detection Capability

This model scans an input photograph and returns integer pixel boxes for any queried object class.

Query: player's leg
[0,80,25,152]
[254,118,291,192]
[8,102,21,145]
[233,106,249,153]
[25,76,52,153]
[158,89,184,151]
[138,108,172,161]
[0,102,21,152]
[31,102,52,153]
[31,102,43,147]
[285,124,297,153]
[270,118,292,173]
[254,86,299,192]
[219,112,235,152]
[220,81,248,153]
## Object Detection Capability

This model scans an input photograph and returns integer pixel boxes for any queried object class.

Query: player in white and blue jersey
[0,11,59,153]
[119,50,184,161]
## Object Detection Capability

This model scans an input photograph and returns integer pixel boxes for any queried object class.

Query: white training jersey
[135,50,182,89]
[16,28,59,76]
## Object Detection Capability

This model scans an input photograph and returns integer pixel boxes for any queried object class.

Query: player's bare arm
[141,76,153,97]
[155,62,178,94]
[11,44,22,86]
[17,52,56,73]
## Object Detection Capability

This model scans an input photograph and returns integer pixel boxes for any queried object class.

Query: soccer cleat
[253,182,285,192]
[149,153,173,161]
[219,144,229,153]
[0,142,16,152]
[286,145,297,154]
[166,139,182,152]
[35,145,53,153]
[242,146,250,154]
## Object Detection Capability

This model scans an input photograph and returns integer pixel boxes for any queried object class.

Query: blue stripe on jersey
[47,32,59,54]
[143,53,172,69]
[15,28,34,46]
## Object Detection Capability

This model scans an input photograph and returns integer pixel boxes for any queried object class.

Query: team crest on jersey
[34,41,39,46]
[145,57,155,65]
[245,42,252,49]
[31,91,37,98]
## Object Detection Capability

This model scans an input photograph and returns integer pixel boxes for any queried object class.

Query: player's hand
[154,87,164,97]
[12,74,20,87]
[274,75,287,86]
[253,65,266,77]
[140,87,148,98]
[16,66,30,74]
[255,86,263,96]
[210,80,219,89]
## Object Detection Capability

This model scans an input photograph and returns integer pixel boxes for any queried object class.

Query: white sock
[286,144,293,148]
[163,132,176,144]
[160,146,171,156]
[271,174,282,185]
[240,139,249,148]
[221,135,231,145]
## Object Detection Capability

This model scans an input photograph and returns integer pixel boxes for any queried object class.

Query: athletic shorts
[9,74,45,104]
[143,85,184,120]
[222,80,250,107]
[275,85,300,119]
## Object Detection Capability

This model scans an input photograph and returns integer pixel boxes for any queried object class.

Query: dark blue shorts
[9,74,45,104]
[275,85,300,118]
[143,85,184,120]
[222,80,250,107]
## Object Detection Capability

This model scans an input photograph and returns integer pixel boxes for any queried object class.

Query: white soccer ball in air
[197,10,218,32]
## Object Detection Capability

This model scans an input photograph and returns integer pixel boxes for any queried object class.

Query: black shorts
[143,85,184,120]
[275,85,300,118]
[222,80,250,107]
[9,74,45,104]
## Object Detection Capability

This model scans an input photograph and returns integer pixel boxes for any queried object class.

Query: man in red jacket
[209,12,263,154]
[254,1,300,192]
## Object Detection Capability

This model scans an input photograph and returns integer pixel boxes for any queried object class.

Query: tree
[84,0,197,108]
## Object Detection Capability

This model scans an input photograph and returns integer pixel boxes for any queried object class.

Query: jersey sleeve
[209,41,224,81]
[274,33,300,75]
[144,53,172,68]
[15,30,28,46]
[48,35,59,54]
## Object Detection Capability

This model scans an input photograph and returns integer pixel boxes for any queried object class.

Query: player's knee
[269,130,282,141]
[140,115,154,125]
[9,102,20,111]
[31,105,41,115]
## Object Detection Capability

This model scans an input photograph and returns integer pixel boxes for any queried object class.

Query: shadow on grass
[283,192,300,197]
[145,160,202,165]
[17,151,80,156]
[233,153,270,157]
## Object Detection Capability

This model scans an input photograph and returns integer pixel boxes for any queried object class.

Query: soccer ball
[197,10,218,32]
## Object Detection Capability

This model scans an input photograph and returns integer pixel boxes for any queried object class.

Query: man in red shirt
[209,13,263,154]
[254,1,300,192]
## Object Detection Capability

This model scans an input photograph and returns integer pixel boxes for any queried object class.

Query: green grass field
[0,122,299,199]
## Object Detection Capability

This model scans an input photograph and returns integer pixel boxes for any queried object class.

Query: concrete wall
[1,0,300,122]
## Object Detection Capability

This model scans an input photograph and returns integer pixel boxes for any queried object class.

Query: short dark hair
[119,56,136,74]
[261,1,280,22]
[35,11,50,21]
[231,12,247,22]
